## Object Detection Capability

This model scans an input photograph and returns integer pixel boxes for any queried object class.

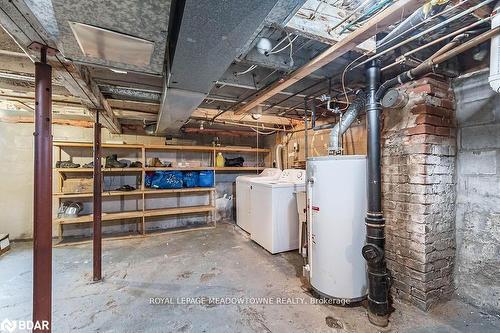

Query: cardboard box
[63,178,93,193]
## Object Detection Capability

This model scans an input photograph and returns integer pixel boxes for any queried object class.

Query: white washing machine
[249,169,305,254]
[235,168,282,233]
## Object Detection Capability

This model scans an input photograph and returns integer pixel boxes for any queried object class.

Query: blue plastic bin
[198,170,214,187]
[182,171,199,188]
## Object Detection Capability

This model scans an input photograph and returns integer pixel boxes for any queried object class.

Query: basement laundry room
[0,0,499,332]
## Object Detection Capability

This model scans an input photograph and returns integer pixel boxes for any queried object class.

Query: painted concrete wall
[0,122,266,239]
[453,70,500,314]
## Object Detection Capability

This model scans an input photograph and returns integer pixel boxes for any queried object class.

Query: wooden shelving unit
[53,141,271,242]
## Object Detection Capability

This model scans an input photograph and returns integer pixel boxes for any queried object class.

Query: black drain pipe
[362,60,390,327]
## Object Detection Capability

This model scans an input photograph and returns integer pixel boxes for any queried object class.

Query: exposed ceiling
[0,0,495,136]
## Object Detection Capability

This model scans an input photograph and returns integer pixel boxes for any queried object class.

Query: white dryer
[249,169,305,254]
[235,168,282,233]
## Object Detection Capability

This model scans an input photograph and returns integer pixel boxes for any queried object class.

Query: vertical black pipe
[93,111,102,281]
[362,60,389,327]
[33,47,52,332]
[311,99,316,129]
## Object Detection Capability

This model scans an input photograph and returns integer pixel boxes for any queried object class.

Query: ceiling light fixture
[251,106,263,120]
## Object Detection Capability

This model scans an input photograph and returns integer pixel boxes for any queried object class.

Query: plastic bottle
[216,152,225,167]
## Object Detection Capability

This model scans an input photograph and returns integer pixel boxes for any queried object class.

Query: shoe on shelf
[58,201,83,218]
[114,185,136,191]
[105,154,127,168]
[118,159,131,167]
[149,157,162,167]
[56,161,80,168]
[130,161,143,168]
[82,161,94,168]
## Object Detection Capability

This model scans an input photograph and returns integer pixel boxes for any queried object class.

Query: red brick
[408,84,433,95]
[407,124,436,136]
[410,104,452,118]
[418,77,451,92]
[440,98,455,110]
[434,127,452,137]
[415,114,452,127]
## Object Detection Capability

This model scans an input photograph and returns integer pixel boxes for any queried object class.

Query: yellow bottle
[216,152,224,167]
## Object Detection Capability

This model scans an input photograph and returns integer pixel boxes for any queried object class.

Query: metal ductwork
[156,0,289,134]
[328,91,366,154]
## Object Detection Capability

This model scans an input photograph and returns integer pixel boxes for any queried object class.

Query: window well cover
[69,21,154,67]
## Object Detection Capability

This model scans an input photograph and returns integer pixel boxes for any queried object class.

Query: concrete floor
[1,223,499,333]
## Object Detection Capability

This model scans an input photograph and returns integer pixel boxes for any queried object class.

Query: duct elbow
[328,126,341,155]
[275,144,285,170]
[327,91,366,155]
[381,89,409,109]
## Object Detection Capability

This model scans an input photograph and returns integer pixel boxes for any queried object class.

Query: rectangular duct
[156,0,305,134]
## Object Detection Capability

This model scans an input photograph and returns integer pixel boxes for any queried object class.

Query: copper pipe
[33,47,52,333]
[93,111,102,281]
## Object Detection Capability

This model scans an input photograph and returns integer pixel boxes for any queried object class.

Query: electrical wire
[268,35,298,55]
[251,127,277,135]
[235,65,257,76]
[339,53,369,111]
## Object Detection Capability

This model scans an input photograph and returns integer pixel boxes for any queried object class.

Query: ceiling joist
[0,0,121,133]
[233,0,426,115]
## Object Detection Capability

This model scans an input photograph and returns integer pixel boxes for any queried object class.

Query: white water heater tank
[306,155,368,301]
[490,2,500,92]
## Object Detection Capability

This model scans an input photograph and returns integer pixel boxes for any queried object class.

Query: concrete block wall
[382,77,457,310]
[453,70,500,314]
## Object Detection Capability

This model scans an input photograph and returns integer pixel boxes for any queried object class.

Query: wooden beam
[182,127,257,137]
[0,92,160,122]
[234,0,426,115]
[0,114,94,127]
[114,109,158,121]
[61,64,121,133]
[191,108,294,126]
[0,0,121,134]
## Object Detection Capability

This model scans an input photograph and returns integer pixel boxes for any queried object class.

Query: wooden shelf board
[145,145,214,152]
[56,168,143,173]
[55,205,214,224]
[144,205,215,218]
[144,166,213,171]
[53,224,216,247]
[55,210,143,224]
[54,141,142,149]
[214,167,266,171]
[214,146,270,153]
[54,187,216,198]
[143,187,215,194]
[54,141,268,153]
[54,190,142,198]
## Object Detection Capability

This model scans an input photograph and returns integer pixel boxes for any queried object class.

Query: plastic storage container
[198,170,214,187]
